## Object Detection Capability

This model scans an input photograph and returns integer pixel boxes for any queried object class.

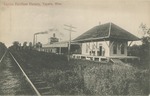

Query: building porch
[72,54,140,63]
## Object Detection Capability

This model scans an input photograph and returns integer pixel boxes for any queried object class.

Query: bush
[70,59,149,95]
[0,42,7,58]
[128,37,150,69]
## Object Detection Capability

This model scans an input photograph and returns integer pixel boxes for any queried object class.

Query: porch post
[103,39,109,48]
[128,41,133,47]
[109,41,114,48]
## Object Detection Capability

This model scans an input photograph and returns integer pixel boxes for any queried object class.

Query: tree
[18,43,21,50]
[12,41,19,50]
[28,42,33,50]
[128,23,150,68]
[0,42,6,52]
[139,23,150,67]
[139,23,150,43]
[23,42,27,49]
[35,42,42,48]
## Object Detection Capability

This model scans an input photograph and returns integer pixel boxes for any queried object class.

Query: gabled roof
[73,22,140,42]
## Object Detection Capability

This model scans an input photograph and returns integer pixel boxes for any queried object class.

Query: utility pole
[33,33,36,47]
[64,24,76,61]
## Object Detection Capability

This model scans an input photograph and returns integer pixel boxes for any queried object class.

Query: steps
[110,58,125,64]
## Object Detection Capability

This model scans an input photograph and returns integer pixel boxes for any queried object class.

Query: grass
[9,48,85,95]
[9,47,149,95]
[69,59,149,95]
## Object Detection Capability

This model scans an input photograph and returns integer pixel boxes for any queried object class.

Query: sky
[0,0,150,47]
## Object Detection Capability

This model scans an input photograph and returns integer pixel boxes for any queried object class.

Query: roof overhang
[73,37,141,43]
[43,42,68,48]
[73,37,109,43]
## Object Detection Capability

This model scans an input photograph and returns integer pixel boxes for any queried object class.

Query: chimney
[53,33,55,37]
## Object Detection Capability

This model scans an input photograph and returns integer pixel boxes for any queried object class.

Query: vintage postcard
[0,0,149,95]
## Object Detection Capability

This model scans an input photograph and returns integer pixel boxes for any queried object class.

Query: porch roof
[42,41,81,48]
[42,41,68,48]
[73,22,140,42]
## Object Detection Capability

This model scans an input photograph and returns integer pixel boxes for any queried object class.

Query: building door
[99,46,102,56]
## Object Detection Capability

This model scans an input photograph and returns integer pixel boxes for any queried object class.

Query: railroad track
[7,51,52,96]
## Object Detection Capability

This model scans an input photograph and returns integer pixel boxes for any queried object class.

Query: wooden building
[40,33,81,54]
[41,41,81,55]
[72,22,140,62]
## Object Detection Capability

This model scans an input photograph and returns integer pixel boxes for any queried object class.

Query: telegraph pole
[64,24,76,61]
[33,33,35,47]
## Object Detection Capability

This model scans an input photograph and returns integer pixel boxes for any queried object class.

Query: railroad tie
[30,77,42,80]
[41,91,52,95]
[32,79,43,82]
[34,81,46,84]
[37,86,52,91]
[37,86,52,94]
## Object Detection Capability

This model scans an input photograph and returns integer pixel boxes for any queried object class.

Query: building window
[102,47,105,56]
[121,43,125,54]
[113,43,117,54]
[92,51,95,56]
[96,42,98,49]
[92,43,95,49]
[86,43,89,53]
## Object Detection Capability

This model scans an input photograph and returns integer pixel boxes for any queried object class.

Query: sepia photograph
[0,0,150,95]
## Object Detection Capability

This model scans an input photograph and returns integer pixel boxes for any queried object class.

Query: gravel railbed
[0,52,35,95]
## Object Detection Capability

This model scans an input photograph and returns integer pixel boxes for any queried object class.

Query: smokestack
[99,22,101,25]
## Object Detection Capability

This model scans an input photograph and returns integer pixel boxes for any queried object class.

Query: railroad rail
[0,50,52,95]
[9,52,41,96]
[0,50,7,63]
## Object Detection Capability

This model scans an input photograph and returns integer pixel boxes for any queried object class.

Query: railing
[72,54,108,62]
